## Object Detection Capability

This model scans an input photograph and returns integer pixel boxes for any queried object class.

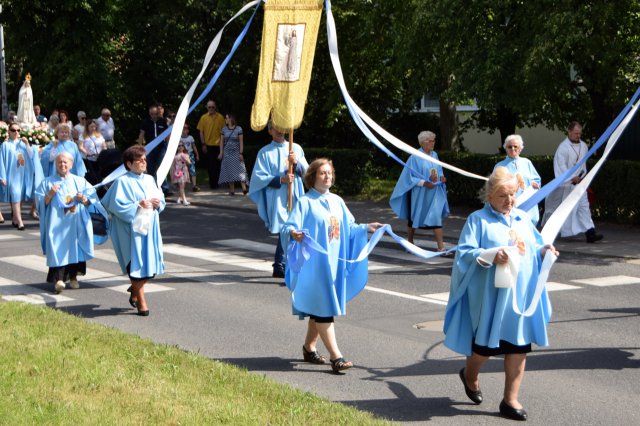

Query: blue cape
[101,171,165,278]
[281,188,369,317]
[389,149,449,227]
[443,204,552,356]
[248,141,308,234]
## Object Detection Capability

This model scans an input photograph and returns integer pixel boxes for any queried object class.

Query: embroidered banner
[251,0,324,131]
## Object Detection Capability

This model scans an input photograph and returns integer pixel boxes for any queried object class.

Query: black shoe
[17,225,25,231]
[272,269,285,278]
[586,233,603,243]
[129,296,138,309]
[499,400,528,421]
[137,310,150,317]
[459,368,483,404]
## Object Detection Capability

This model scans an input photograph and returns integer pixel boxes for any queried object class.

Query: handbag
[90,212,108,236]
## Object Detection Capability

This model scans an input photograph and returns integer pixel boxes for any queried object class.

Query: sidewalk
[179,187,640,261]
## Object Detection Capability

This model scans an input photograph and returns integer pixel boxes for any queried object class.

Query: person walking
[248,120,308,279]
[281,158,383,373]
[494,134,542,225]
[542,121,603,242]
[389,131,449,250]
[102,145,165,317]
[444,167,558,421]
[35,152,98,293]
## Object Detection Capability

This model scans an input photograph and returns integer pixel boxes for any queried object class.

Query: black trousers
[46,262,86,283]
[204,146,221,189]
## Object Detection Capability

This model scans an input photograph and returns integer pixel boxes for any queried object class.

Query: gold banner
[250,0,323,131]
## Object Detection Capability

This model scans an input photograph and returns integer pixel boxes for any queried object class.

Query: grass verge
[0,302,390,425]
[353,178,396,203]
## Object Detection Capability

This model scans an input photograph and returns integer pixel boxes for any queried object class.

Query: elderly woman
[0,124,43,230]
[281,158,383,373]
[494,134,542,225]
[35,152,97,293]
[102,145,165,317]
[389,130,449,250]
[443,167,558,421]
[40,123,86,178]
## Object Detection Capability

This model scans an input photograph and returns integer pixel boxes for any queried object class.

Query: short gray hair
[503,134,524,150]
[479,166,518,202]
[417,131,436,143]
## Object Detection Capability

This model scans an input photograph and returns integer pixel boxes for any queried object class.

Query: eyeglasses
[506,146,521,150]
[9,128,19,132]
[207,106,216,109]
[134,158,147,163]
[79,117,86,120]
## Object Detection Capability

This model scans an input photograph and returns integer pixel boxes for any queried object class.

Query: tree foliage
[1,0,638,154]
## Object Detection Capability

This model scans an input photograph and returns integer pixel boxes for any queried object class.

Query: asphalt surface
[1,187,639,425]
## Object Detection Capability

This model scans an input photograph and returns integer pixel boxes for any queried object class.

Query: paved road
[1,196,639,425]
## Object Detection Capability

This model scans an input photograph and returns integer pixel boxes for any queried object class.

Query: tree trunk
[439,96,459,151]
[496,105,518,154]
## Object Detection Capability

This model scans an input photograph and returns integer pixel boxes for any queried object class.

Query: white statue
[17,74,38,127]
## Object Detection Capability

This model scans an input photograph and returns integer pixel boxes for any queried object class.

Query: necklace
[569,142,581,164]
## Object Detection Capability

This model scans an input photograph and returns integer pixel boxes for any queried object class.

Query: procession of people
[6,74,621,422]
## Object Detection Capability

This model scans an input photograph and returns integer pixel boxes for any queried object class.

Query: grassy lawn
[0,302,390,425]
[353,178,396,203]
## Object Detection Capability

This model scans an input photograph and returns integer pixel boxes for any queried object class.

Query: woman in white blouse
[82,119,106,184]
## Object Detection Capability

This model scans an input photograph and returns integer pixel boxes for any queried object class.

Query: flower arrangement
[0,122,55,146]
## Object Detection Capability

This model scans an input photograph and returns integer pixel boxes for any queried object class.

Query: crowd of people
[1,79,605,420]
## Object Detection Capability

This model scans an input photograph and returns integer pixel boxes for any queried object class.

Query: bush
[242,145,372,196]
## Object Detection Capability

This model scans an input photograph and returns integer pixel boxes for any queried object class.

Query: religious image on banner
[273,24,305,82]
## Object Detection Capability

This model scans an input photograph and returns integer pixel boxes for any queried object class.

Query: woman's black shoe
[17,225,25,231]
[129,296,138,308]
[137,310,150,317]
[459,368,483,404]
[499,400,528,421]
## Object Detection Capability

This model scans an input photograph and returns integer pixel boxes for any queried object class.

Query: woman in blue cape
[35,152,97,293]
[0,124,43,229]
[102,145,165,317]
[443,167,558,421]
[40,123,86,178]
[389,131,449,250]
[281,158,383,373]
[494,134,541,225]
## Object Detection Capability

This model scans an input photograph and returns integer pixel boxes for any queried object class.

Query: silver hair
[77,110,86,119]
[478,166,518,202]
[55,151,74,164]
[417,131,436,143]
[56,123,72,133]
[503,134,524,150]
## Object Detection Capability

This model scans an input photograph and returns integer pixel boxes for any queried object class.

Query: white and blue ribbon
[287,224,455,273]
[324,0,487,182]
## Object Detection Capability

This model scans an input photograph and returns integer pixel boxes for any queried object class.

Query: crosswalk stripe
[416,282,582,306]
[92,249,237,287]
[212,239,393,271]
[570,275,640,287]
[0,234,21,241]
[0,276,74,304]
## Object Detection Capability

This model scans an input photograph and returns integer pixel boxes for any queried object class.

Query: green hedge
[437,152,640,225]
[241,145,640,224]
[243,145,372,196]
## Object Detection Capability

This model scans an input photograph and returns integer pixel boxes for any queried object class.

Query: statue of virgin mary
[17,74,38,126]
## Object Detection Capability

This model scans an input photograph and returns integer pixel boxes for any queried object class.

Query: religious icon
[272,24,306,82]
[429,168,438,183]
[328,216,340,242]
[516,173,525,190]
[508,230,526,255]
[64,194,77,214]
[17,153,25,167]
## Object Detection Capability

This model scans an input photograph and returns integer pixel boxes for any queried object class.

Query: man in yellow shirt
[197,100,225,189]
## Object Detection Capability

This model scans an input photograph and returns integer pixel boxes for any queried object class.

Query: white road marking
[0,277,74,304]
[571,275,640,287]
[212,239,392,271]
